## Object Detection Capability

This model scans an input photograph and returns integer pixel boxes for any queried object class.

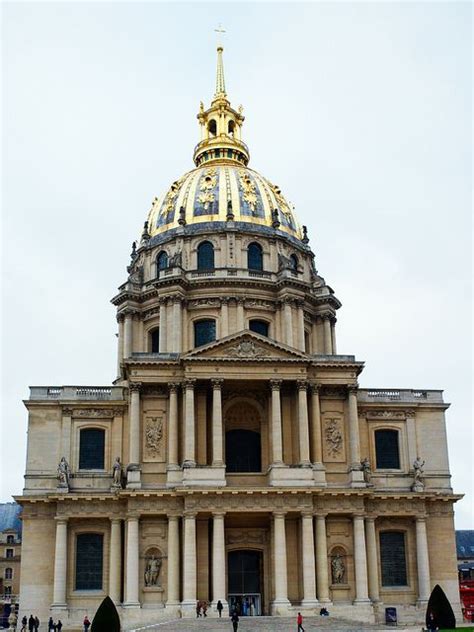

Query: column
[52,518,68,607]
[315,514,330,603]
[129,383,141,465]
[270,380,283,465]
[301,512,317,605]
[323,315,332,355]
[296,301,305,351]
[166,516,180,607]
[124,516,140,606]
[212,513,227,606]
[173,298,182,353]
[284,300,293,347]
[117,315,124,377]
[167,383,179,468]
[182,513,197,605]
[159,299,167,353]
[109,518,122,604]
[182,301,188,352]
[348,386,361,469]
[124,312,133,358]
[273,512,290,605]
[365,517,380,603]
[236,299,245,331]
[310,384,323,466]
[297,381,311,465]
[221,299,229,338]
[311,321,319,354]
[416,517,431,603]
[212,379,224,466]
[331,318,337,355]
[184,379,196,466]
[353,515,370,603]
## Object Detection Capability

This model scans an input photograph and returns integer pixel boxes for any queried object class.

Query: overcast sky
[2,2,472,528]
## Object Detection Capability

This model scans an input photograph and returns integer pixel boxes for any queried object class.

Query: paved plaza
[129,615,419,632]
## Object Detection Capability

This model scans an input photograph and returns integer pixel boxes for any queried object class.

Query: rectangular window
[375,429,400,469]
[5,548,13,558]
[76,533,103,590]
[79,429,105,469]
[380,532,407,586]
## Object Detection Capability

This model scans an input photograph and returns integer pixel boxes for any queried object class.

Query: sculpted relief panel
[143,413,166,463]
[322,414,346,462]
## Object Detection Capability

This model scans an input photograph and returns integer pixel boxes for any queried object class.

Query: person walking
[28,615,35,632]
[231,609,239,632]
[34,615,40,632]
[56,621,63,632]
[297,611,305,632]
[83,615,91,631]
[48,616,55,631]
[217,599,223,617]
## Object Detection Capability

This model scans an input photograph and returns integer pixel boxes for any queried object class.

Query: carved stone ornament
[145,417,164,459]
[228,340,265,358]
[188,298,221,309]
[323,417,345,462]
[71,408,120,418]
[226,529,267,545]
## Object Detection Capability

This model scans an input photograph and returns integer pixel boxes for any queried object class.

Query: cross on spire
[214,24,227,97]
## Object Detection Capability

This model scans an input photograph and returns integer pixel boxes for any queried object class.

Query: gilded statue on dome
[238,170,258,212]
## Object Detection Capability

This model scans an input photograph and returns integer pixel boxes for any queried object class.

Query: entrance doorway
[228,550,263,616]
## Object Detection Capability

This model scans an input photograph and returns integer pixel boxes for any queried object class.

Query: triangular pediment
[183,331,308,362]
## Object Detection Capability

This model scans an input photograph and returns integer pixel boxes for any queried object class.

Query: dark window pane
[249,320,269,337]
[380,532,407,586]
[157,251,168,272]
[197,241,215,270]
[247,243,263,271]
[226,430,261,472]
[151,329,160,353]
[79,429,105,469]
[228,550,261,593]
[290,254,298,271]
[194,320,216,347]
[375,430,400,469]
[76,533,103,590]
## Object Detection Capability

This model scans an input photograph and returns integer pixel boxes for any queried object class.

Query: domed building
[17,48,461,629]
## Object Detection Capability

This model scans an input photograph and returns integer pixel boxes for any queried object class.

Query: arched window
[194,319,216,348]
[156,251,168,275]
[4,568,12,580]
[375,429,400,469]
[380,532,407,586]
[226,429,261,472]
[150,329,160,353]
[6,535,14,544]
[228,120,235,136]
[249,320,269,337]
[197,241,215,270]
[75,533,104,590]
[247,242,263,271]
[208,119,217,136]
[290,254,298,271]
[79,428,105,470]
[6,549,13,558]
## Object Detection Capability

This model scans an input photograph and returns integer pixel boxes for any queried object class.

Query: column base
[270,598,291,616]
[349,467,365,487]
[126,466,141,489]
[181,600,198,617]
[313,463,327,486]
[416,599,429,608]
[268,463,314,486]
[300,598,319,608]
[166,465,183,487]
[182,465,226,487]
[353,598,371,604]
[50,604,68,611]
[122,602,141,609]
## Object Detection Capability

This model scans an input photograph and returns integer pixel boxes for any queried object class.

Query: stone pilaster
[348,386,364,486]
[183,379,196,467]
[159,298,167,353]
[296,300,305,351]
[124,516,140,607]
[166,516,180,608]
[211,379,224,466]
[109,518,122,604]
[173,297,182,353]
[52,518,68,609]
[124,312,133,358]
[270,380,283,465]
[331,317,337,354]
[211,512,228,609]
[353,515,370,603]
[167,383,179,469]
[365,517,380,603]
[310,383,326,485]
[221,298,229,338]
[315,514,331,603]
[236,299,245,331]
[301,512,317,606]
[416,517,431,605]
[323,314,332,355]
[127,382,141,488]
[117,314,124,377]
[283,300,293,347]
[272,512,290,612]
[297,381,311,465]
[182,513,197,613]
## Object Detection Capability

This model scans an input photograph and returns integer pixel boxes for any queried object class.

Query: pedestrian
[196,601,201,617]
[217,599,223,617]
[297,611,305,632]
[231,609,239,632]
[21,615,28,632]
[57,621,63,632]
[34,615,40,632]
[83,615,91,631]
[202,601,208,617]
[48,616,55,631]
[28,615,35,632]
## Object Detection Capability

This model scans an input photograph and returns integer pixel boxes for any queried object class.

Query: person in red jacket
[297,611,305,632]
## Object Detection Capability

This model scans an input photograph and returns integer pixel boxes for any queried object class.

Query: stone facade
[16,47,461,629]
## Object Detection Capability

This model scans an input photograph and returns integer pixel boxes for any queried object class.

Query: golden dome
[147,164,301,239]
[145,47,303,242]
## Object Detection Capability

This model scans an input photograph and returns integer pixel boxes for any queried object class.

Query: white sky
[1,2,472,528]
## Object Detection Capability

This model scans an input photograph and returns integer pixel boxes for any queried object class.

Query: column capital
[309,382,321,394]
[365,515,377,523]
[352,512,365,520]
[273,510,287,518]
[331,317,337,325]
[54,516,69,524]
[301,510,314,519]
[117,313,125,323]
[237,298,244,306]
[168,514,181,522]
[221,296,230,305]
[127,514,140,522]
[184,378,197,390]
[348,384,359,394]
[211,378,224,389]
[110,517,123,524]
[270,379,282,391]
[314,512,328,520]
[212,511,226,518]
[297,380,308,391]
[415,514,428,523]
[129,382,142,393]
[168,382,181,393]
[172,295,184,304]
[322,313,332,321]
[183,511,197,519]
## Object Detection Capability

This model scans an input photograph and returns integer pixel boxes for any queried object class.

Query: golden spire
[215,45,226,97]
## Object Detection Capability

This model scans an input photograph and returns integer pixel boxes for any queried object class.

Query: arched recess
[329,545,350,593]
[224,400,264,473]
[141,545,165,594]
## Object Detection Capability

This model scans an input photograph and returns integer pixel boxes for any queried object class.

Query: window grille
[249,320,269,337]
[380,532,407,586]
[375,429,400,469]
[194,320,216,347]
[76,533,103,590]
[247,242,263,271]
[79,429,105,470]
[197,241,215,270]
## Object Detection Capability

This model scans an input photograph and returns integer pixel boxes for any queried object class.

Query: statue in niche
[144,554,162,587]
[412,456,426,491]
[112,457,123,487]
[331,553,345,584]
[361,457,372,484]
[57,456,71,489]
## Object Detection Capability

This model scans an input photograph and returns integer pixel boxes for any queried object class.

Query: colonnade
[127,379,350,477]
[51,512,432,610]
[117,299,337,366]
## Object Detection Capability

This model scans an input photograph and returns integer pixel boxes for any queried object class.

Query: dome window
[249,320,269,337]
[208,119,217,137]
[197,241,215,270]
[290,254,298,271]
[228,120,235,136]
[194,319,216,348]
[247,242,263,271]
[150,329,160,353]
[156,251,168,276]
